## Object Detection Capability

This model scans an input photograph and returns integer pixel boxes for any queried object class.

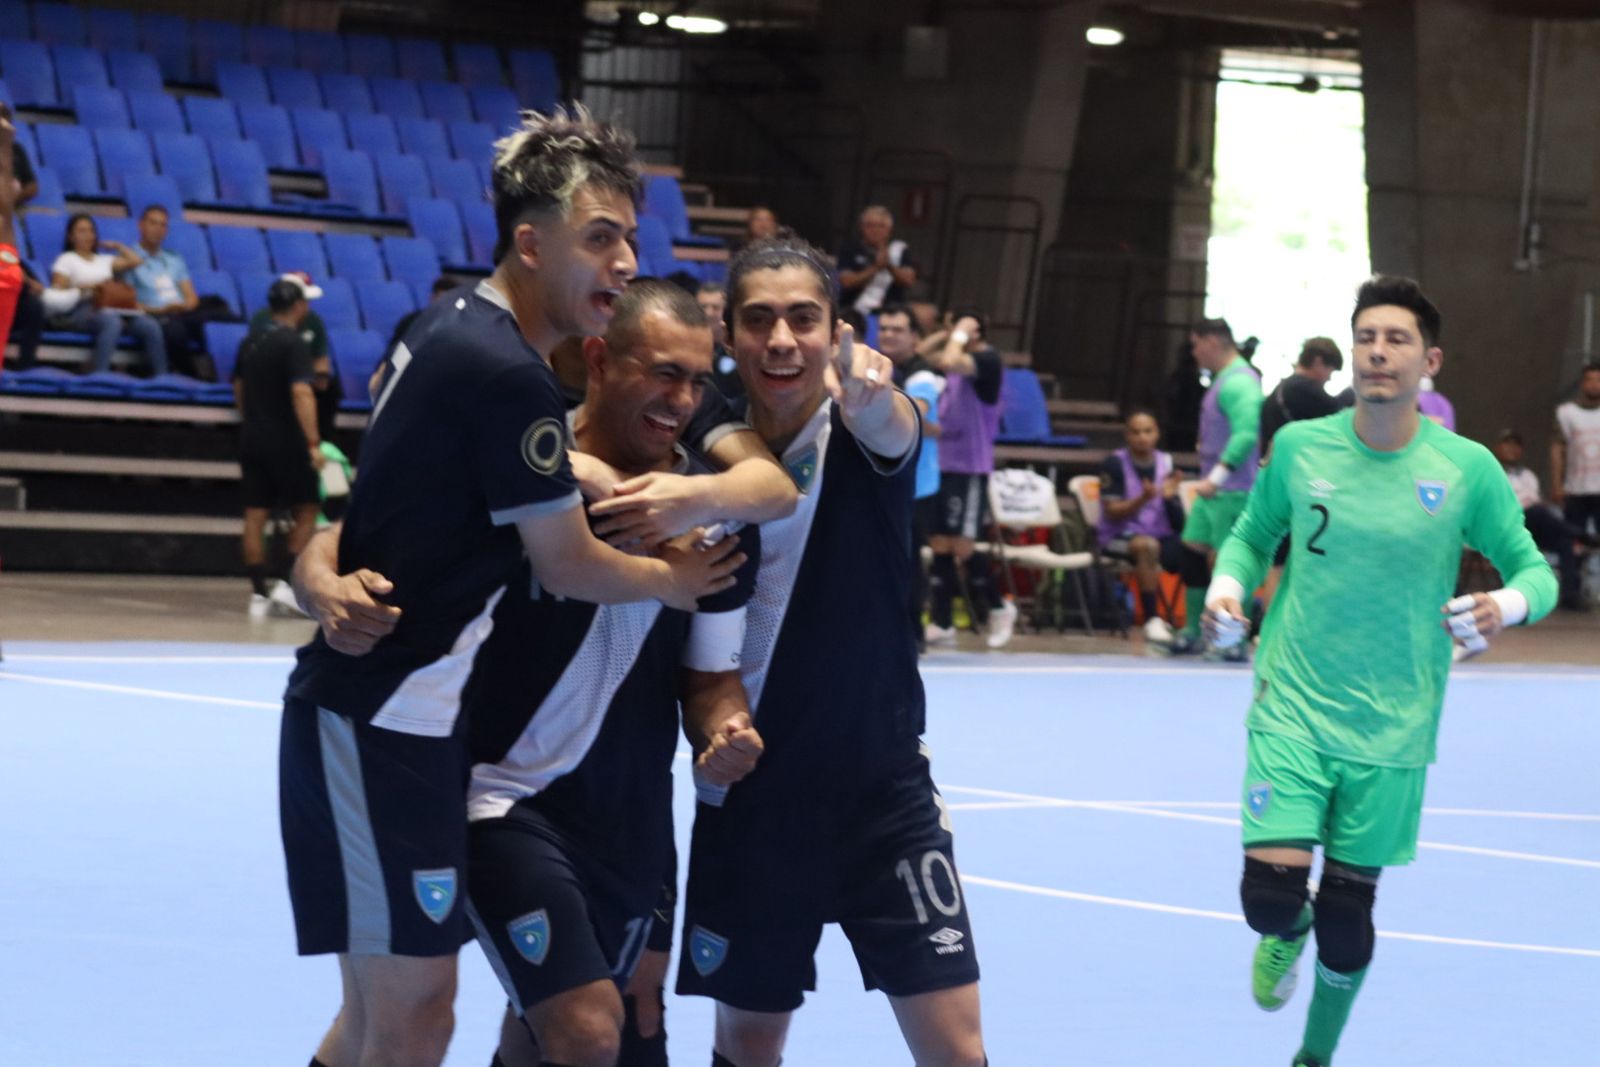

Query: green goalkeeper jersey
[1215,409,1557,767]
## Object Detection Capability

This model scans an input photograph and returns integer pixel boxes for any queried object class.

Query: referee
[233,277,323,617]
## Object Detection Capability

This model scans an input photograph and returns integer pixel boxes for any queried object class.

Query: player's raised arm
[828,322,918,460]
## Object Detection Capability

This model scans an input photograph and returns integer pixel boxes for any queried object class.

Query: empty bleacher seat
[72,85,128,130]
[86,9,139,57]
[460,200,495,267]
[209,139,272,208]
[344,33,396,79]
[209,226,272,276]
[322,147,380,217]
[35,123,99,195]
[408,278,437,308]
[469,85,520,134]
[324,231,386,282]
[328,326,385,407]
[346,112,399,157]
[295,31,347,76]
[316,277,360,329]
[996,368,1085,446]
[451,42,504,88]
[448,120,493,164]
[29,164,65,211]
[236,102,298,169]
[406,197,467,266]
[165,219,213,272]
[32,3,86,47]
[354,278,414,339]
[395,116,448,160]
[138,13,192,83]
[25,213,67,263]
[0,0,26,41]
[127,89,184,135]
[203,321,249,381]
[320,72,373,116]
[267,229,329,279]
[419,80,473,124]
[509,49,559,111]
[237,271,278,318]
[0,77,10,108]
[374,151,428,216]
[244,26,296,69]
[394,38,448,83]
[291,106,346,171]
[643,174,718,246]
[191,20,245,84]
[1,41,58,107]
[123,173,182,221]
[183,96,241,142]
[153,132,219,203]
[216,61,270,107]
[54,45,111,96]
[428,155,484,207]
[106,50,163,95]
[269,65,322,110]
[191,269,238,315]
[381,235,440,289]
[97,215,139,246]
[370,77,424,120]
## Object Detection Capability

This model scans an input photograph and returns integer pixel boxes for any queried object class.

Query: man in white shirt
[1552,364,1600,542]
[1497,429,1592,610]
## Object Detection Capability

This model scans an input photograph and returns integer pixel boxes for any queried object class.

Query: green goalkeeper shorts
[1182,490,1250,550]
[1241,730,1428,869]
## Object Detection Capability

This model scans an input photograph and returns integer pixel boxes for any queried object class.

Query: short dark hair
[1191,317,1234,346]
[1298,337,1344,371]
[1124,405,1160,424]
[603,277,708,355]
[726,231,838,335]
[430,276,454,296]
[1352,274,1441,347]
[948,306,988,339]
[1498,428,1523,445]
[490,105,641,263]
[877,303,918,334]
[267,279,304,312]
[139,204,169,221]
[697,281,725,297]
[63,212,96,250]
[1582,363,1600,378]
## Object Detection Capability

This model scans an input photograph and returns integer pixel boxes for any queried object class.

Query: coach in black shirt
[1260,335,1343,455]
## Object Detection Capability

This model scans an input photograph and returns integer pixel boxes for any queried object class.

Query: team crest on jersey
[412,868,457,924]
[1247,782,1272,818]
[688,925,729,976]
[784,445,818,492]
[1416,480,1447,515]
[507,909,551,965]
[521,417,566,475]
[0,249,17,265]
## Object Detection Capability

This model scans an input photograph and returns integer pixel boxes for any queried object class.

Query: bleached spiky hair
[490,104,642,262]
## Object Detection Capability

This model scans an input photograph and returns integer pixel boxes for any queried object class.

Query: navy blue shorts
[468,805,657,1014]
[677,748,980,1012]
[646,842,677,954]
[279,698,471,957]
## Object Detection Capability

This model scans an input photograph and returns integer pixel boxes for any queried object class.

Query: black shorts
[241,442,319,510]
[677,747,980,1012]
[279,698,471,957]
[468,805,657,1013]
[646,843,677,954]
[934,473,990,540]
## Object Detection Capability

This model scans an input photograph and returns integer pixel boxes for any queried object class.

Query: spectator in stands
[1261,336,1343,455]
[837,204,916,317]
[745,204,778,245]
[696,280,743,399]
[1496,428,1592,610]
[121,205,203,374]
[924,307,1016,648]
[880,302,943,651]
[1098,408,1187,644]
[234,278,325,619]
[1418,370,1455,430]
[1553,362,1600,540]
[47,213,169,376]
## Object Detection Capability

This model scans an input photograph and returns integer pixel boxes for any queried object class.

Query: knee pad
[1313,866,1378,973]
[1240,856,1311,936]
[1178,544,1212,588]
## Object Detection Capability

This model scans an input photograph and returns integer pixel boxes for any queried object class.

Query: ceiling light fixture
[1086,26,1125,46]
[666,14,728,33]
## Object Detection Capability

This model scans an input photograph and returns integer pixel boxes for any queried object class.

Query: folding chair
[986,467,1106,636]
[1068,473,1177,629]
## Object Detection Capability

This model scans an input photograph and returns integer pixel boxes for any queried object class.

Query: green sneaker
[1292,1055,1327,1067]
[1252,928,1309,1011]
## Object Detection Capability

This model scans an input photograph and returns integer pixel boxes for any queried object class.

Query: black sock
[309,1059,332,1067]
[966,552,996,624]
[929,553,957,628]
[248,563,269,597]
[619,993,668,1067]
[1140,590,1158,620]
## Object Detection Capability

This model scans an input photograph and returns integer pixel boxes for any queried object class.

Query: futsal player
[277,109,745,1067]
[1203,275,1557,1067]
[676,234,988,1067]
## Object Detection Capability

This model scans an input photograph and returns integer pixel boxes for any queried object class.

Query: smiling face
[860,211,892,247]
[1351,304,1441,407]
[522,182,638,340]
[588,308,713,472]
[731,264,835,429]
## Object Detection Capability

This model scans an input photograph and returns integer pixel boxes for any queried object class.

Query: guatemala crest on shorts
[507,909,551,966]
[1416,480,1447,516]
[688,925,730,976]
[412,868,457,925]
[1247,782,1272,818]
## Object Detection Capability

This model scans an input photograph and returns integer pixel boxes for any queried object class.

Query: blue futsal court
[1,645,1595,1066]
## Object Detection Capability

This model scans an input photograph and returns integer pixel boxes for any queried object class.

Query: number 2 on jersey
[1307,504,1330,556]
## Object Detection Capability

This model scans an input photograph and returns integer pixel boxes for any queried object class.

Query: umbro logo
[1308,479,1336,499]
[928,927,966,955]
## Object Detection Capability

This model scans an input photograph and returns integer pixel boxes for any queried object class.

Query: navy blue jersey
[287,281,581,734]
[464,444,760,884]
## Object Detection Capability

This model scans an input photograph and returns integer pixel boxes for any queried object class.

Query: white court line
[0,672,280,710]
[951,797,1600,822]
[959,874,1600,958]
[918,664,1600,682]
[2,654,296,664]
[942,785,1600,870]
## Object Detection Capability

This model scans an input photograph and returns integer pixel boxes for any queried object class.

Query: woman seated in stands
[47,213,167,376]
[1098,407,1188,644]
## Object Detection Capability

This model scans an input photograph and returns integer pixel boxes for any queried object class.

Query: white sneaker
[924,622,958,647]
[248,593,272,620]
[268,579,307,617]
[1143,616,1174,645]
[985,598,1019,649]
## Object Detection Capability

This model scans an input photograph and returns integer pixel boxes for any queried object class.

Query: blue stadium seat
[63,370,138,399]
[406,197,467,266]
[209,226,271,276]
[509,49,559,111]
[72,85,128,130]
[370,77,424,120]
[138,13,192,83]
[996,368,1086,447]
[127,90,185,135]
[210,139,272,208]
[29,164,65,211]
[632,214,676,278]
[395,116,448,161]
[427,155,484,207]
[216,61,270,107]
[97,215,139,247]
[244,26,296,69]
[450,42,504,88]
[268,65,322,110]
[459,200,495,267]
[165,219,213,272]
[35,123,99,194]
[295,31,346,76]
[315,277,360,329]
[346,112,398,158]
[447,120,493,164]
[183,96,241,143]
[0,0,26,41]
[25,213,67,264]
[291,106,346,171]
[191,269,238,314]
[320,72,372,116]
[203,321,250,381]
[236,102,298,169]
[11,116,34,162]
[354,278,414,339]
[324,232,386,282]
[153,132,218,203]
[0,41,59,107]
[191,20,245,85]
[106,50,164,95]
[469,85,520,134]
[374,151,427,216]
[328,326,385,408]
[344,33,396,79]
[31,3,86,47]
[643,174,718,246]
[237,271,278,319]
[419,80,472,124]
[54,45,111,95]
[321,147,380,217]
[123,172,183,221]
[267,229,329,279]
[408,278,438,308]
[381,235,440,289]
[0,77,10,108]
[86,9,139,56]
[0,366,75,396]
[394,38,448,83]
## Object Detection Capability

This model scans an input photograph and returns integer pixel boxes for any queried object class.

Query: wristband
[1205,463,1231,488]
[950,330,969,347]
